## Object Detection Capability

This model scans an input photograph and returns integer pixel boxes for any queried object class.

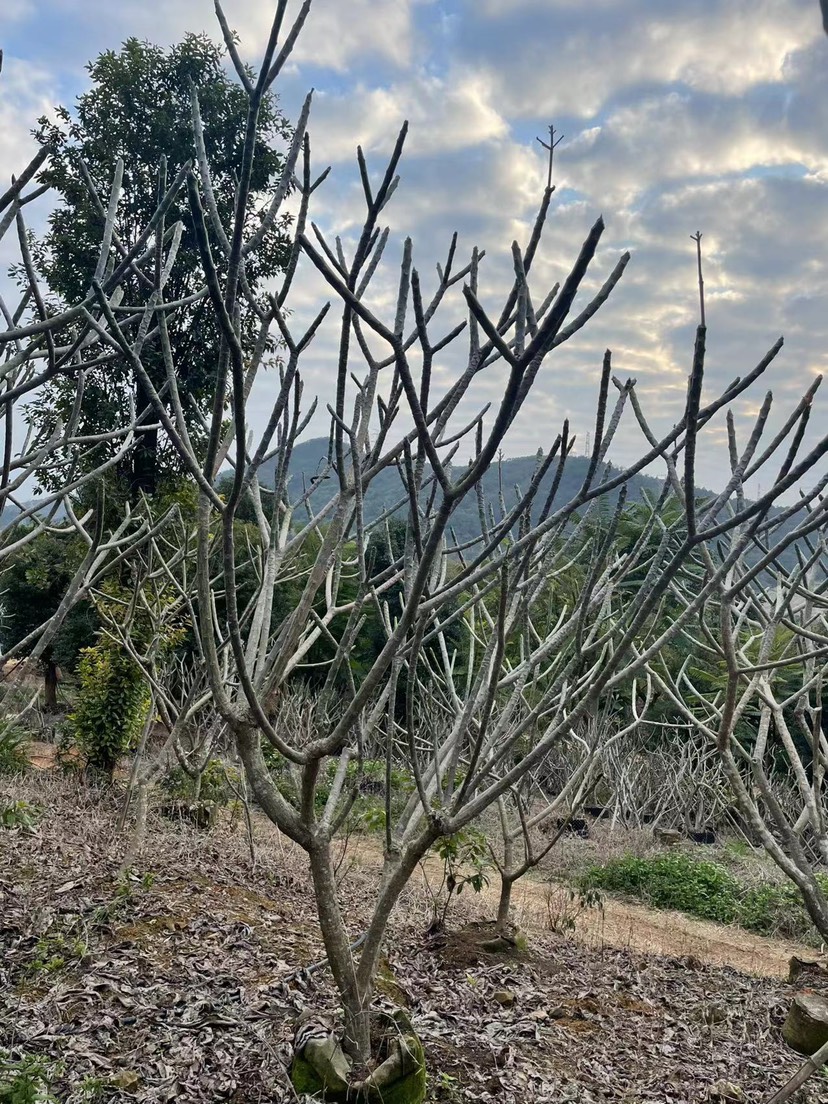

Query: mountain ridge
[265,437,695,544]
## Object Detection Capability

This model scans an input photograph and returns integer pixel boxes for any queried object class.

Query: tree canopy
[0,530,98,708]
[27,33,293,501]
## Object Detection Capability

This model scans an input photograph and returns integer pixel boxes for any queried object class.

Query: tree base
[291,1008,425,1103]
[782,993,828,1055]
[788,956,828,990]
[439,920,528,966]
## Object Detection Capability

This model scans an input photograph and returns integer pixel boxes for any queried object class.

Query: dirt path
[348,837,810,978]
[500,874,807,977]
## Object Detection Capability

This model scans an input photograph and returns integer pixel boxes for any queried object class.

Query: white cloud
[97,0,427,72]
[4,0,828,496]
[0,57,58,185]
[465,0,821,117]
[307,69,507,164]
[0,0,428,84]
[0,0,32,21]
[555,88,828,208]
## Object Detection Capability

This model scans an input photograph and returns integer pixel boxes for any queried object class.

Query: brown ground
[351,835,809,978]
[491,873,807,978]
[1,774,825,1104]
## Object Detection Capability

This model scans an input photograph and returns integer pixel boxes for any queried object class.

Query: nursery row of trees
[4,2,828,1091]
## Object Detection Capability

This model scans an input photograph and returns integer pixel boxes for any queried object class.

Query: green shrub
[580,853,740,923]
[161,758,239,807]
[580,852,828,941]
[738,882,809,939]
[0,726,28,776]
[68,642,150,774]
[740,878,828,941]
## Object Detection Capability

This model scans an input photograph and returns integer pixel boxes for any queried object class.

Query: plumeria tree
[648,518,828,940]
[93,2,828,1093]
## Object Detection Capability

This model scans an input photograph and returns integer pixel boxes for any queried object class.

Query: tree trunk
[497,873,514,928]
[783,993,828,1055]
[308,841,371,1064]
[795,877,828,943]
[120,781,149,874]
[43,658,58,712]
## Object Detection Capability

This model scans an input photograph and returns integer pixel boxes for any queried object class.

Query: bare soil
[1,775,825,1103]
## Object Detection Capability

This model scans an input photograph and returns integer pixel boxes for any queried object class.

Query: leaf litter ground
[0,776,824,1103]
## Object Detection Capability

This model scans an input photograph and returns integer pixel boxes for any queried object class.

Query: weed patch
[0,801,40,832]
[0,1051,59,1104]
[0,727,29,777]
[579,852,826,941]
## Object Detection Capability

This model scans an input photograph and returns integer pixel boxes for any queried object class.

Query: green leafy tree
[68,572,188,776]
[0,530,98,709]
[27,34,293,501]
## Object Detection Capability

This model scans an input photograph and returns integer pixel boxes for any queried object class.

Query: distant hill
[261,439,810,573]
[0,500,64,530]
[262,437,686,545]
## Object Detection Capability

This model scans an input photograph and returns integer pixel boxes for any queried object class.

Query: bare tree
[488,704,626,928]
[104,2,828,1083]
[595,723,732,834]
[102,513,229,859]
[0,84,206,713]
[651,524,828,939]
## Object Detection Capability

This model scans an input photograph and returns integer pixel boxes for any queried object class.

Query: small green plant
[29,931,87,975]
[0,1052,59,1104]
[436,829,490,897]
[75,1076,106,1103]
[546,883,603,934]
[432,1071,463,1103]
[113,870,155,899]
[86,870,156,931]
[355,801,387,834]
[427,828,491,930]
[68,642,150,774]
[0,801,41,832]
[0,726,29,776]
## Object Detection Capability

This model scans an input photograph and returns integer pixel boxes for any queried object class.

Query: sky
[2,0,828,496]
